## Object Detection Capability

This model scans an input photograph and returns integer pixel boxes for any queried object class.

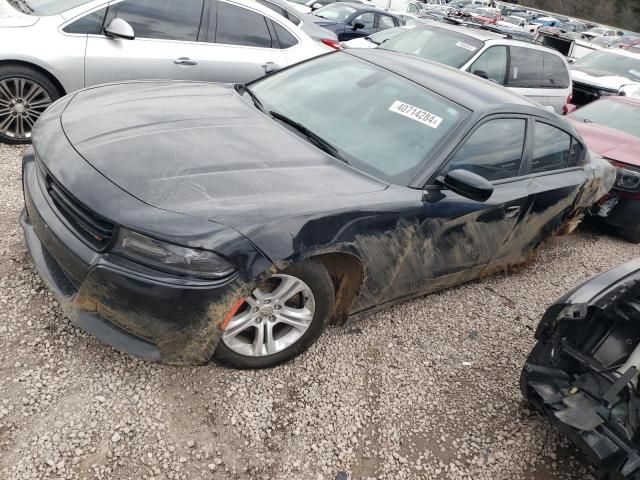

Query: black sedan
[21,49,613,369]
[311,2,402,41]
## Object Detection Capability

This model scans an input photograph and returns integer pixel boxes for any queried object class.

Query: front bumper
[21,149,249,365]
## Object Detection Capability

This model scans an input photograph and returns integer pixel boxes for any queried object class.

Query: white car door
[84,0,208,86]
[197,0,291,84]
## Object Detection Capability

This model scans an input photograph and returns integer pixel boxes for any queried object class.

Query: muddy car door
[358,117,534,306]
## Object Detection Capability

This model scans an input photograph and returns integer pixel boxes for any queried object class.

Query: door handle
[174,57,198,66]
[505,206,521,218]
[262,62,281,74]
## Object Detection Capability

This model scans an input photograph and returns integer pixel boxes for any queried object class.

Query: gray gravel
[1,143,639,480]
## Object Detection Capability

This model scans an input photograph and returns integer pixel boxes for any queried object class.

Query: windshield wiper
[235,84,265,113]
[269,110,348,164]
[365,36,380,45]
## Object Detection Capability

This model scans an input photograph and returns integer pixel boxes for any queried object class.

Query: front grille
[572,81,616,106]
[45,175,115,250]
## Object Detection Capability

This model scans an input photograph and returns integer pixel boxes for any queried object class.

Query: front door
[84,0,207,86]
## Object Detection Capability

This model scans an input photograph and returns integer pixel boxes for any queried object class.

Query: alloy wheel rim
[222,274,316,357]
[0,77,52,140]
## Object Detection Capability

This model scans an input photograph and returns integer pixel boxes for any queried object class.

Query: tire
[0,65,61,145]
[619,221,640,244]
[213,259,335,369]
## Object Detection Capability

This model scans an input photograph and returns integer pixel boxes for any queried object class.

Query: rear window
[381,26,485,69]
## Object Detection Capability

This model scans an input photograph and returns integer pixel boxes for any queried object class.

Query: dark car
[522,258,640,479]
[311,3,402,41]
[21,49,613,369]
[568,97,640,243]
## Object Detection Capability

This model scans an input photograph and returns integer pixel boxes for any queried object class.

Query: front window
[572,51,640,83]
[313,4,357,22]
[250,53,469,184]
[381,26,485,68]
[7,0,93,15]
[571,99,640,138]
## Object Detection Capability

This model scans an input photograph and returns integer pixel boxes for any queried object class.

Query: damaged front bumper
[21,149,264,365]
[522,258,640,478]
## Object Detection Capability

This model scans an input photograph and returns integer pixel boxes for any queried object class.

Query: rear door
[516,119,589,242]
[540,51,572,114]
[198,0,290,83]
[85,0,208,86]
[376,12,399,33]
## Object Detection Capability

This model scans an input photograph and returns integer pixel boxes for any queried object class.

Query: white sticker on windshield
[389,101,443,129]
[455,41,477,52]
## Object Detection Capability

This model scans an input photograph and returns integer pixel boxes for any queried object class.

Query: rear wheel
[214,259,335,369]
[0,65,60,144]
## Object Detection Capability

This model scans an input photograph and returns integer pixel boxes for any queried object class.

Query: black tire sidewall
[0,65,61,144]
[213,259,335,369]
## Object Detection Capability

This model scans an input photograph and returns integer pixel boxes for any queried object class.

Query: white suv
[379,23,573,113]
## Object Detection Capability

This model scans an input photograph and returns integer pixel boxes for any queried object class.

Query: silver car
[0,0,331,144]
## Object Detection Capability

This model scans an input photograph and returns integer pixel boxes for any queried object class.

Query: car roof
[346,49,543,112]
[330,2,379,9]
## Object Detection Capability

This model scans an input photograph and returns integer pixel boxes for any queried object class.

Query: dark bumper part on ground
[522,258,640,479]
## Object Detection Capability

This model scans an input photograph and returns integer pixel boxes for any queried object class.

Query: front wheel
[0,65,60,144]
[214,259,335,369]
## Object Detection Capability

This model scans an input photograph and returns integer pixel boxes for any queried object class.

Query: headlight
[614,167,640,192]
[619,84,640,98]
[113,229,235,279]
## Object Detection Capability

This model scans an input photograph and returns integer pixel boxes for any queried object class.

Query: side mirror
[352,21,366,30]
[104,18,135,40]
[438,169,494,202]
[311,2,322,9]
[472,69,489,79]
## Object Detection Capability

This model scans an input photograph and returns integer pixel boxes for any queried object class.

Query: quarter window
[469,46,507,85]
[446,119,526,181]
[507,47,543,88]
[273,22,298,48]
[215,2,273,48]
[255,0,301,25]
[105,0,204,41]
[63,9,106,34]
[530,122,573,173]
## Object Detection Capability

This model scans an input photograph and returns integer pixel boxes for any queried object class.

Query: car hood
[59,81,387,227]
[569,118,640,167]
[0,0,39,26]
[571,68,637,90]
[342,36,377,48]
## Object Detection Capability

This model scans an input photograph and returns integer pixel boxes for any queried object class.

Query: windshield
[313,4,357,21]
[381,27,484,68]
[573,51,640,82]
[6,0,92,15]
[572,99,640,138]
[250,53,468,185]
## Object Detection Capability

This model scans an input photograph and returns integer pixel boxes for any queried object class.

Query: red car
[568,96,640,242]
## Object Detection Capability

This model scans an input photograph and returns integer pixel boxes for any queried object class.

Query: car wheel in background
[214,259,335,369]
[619,220,640,244]
[0,65,60,144]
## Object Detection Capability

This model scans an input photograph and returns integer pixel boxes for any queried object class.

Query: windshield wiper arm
[269,110,348,163]
[235,84,265,113]
[366,36,381,45]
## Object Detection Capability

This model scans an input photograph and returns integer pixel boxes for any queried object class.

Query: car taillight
[563,94,576,115]
[321,38,343,50]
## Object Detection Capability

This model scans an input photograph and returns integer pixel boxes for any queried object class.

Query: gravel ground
[1,143,639,480]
